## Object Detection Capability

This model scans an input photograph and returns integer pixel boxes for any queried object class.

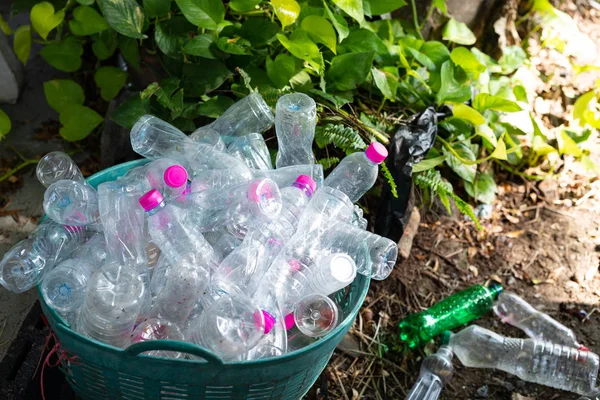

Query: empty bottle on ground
[324,142,388,202]
[406,344,454,400]
[493,290,580,348]
[449,324,599,395]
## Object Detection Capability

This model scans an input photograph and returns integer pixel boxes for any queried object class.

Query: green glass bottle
[398,283,503,348]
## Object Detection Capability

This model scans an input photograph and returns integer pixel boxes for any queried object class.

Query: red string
[35,314,81,400]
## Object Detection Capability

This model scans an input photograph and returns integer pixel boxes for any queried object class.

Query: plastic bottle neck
[361,151,380,166]
[146,201,166,216]
[291,181,313,198]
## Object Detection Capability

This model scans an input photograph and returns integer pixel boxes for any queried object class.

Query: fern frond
[317,156,340,170]
[414,169,482,229]
[260,87,292,109]
[236,68,253,92]
[315,124,367,153]
[380,161,398,199]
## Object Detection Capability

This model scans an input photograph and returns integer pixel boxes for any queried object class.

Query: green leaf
[470,48,502,73]
[266,53,299,88]
[277,30,321,69]
[452,104,485,125]
[194,96,235,118]
[557,130,582,157]
[230,0,261,12]
[119,36,141,71]
[216,36,252,55]
[301,15,337,54]
[442,18,476,45]
[13,25,31,65]
[420,41,450,71]
[464,173,497,204]
[94,66,128,101]
[169,89,184,119]
[182,60,232,97]
[0,14,14,35]
[40,36,83,72]
[324,2,349,43]
[183,34,216,58]
[327,51,375,91]
[573,91,600,127]
[499,45,526,74]
[532,135,556,156]
[271,0,300,29]
[59,105,103,141]
[444,141,476,182]
[43,79,85,113]
[92,29,118,60]
[331,0,364,25]
[30,2,65,40]
[436,60,471,105]
[406,47,436,70]
[513,85,527,102]
[364,0,406,15]
[0,109,11,139]
[175,0,224,29]
[112,95,150,129]
[476,124,497,147]
[371,67,393,100]
[450,46,485,78]
[239,18,279,46]
[338,28,388,59]
[432,0,447,14]
[155,17,194,57]
[97,0,145,39]
[69,6,109,36]
[143,0,171,18]
[490,135,507,159]
[77,0,95,4]
[412,155,447,172]
[473,93,522,113]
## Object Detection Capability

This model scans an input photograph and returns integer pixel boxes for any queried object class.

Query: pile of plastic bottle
[0,92,399,362]
[401,285,600,399]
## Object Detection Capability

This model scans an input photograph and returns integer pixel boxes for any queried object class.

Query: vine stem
[419,3,435,30]
[410,0,424,40]
[0,159,38,184]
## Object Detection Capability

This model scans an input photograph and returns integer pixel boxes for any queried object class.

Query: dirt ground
[315,1,600,400]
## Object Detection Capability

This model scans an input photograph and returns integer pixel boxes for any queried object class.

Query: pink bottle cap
[365,142,388,164]
[288,259,302,273]
[293,175,317,196]
[139,189,164,211]
[163,165,188,188]
[284,313,295,330]
[63,225,84,233]
[260,310,276,334]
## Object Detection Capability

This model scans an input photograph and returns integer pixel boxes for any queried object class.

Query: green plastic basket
[37,159,371,400]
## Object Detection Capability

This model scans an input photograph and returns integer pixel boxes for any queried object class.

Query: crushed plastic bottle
[406,344,454,400]
[399,283,503,348]
[253,164,324,189]
[493,290,580,348]
[226,133,273,170]
[275,93,317,168]
[44,180,101,228]
[449,324,599,395]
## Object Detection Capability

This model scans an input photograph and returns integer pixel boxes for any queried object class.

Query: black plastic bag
[374,106,447,242]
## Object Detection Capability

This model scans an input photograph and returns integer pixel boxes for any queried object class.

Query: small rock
[476,385,489,397]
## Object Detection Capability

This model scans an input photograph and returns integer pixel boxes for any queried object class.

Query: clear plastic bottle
[77,262,145,348]
[186,294,265,361]
[277,175,316,232]
[242,314,287,360]
[149,254,170,299]
[181,178,282,239]
[406,345,454,400]
[36,151,85,187]
[0,220,85,293]
[493,291,580,348]
[253,164,324,189]
[449,325,599,395]
[128,318,185,359]
[44,180,100,227]
[203,231,242,262]
[98,180,148,269]
[351,205,368,230]
[293,294,339,337]
[190,92,274,146]
[305,253,356,297]
[139,189,218,270]
[122,159,189,200]
[68,234,108,270]
[275,93,317,168]
[130,115,251,183]
[226,133,273,170]
[40,258,95,327]
[324,142,388,202]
